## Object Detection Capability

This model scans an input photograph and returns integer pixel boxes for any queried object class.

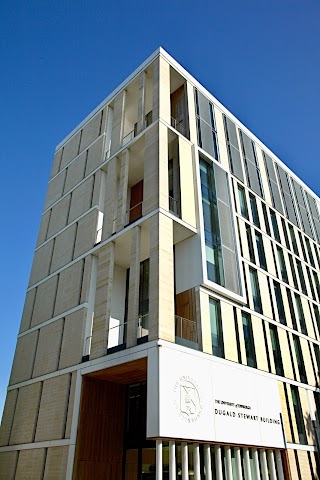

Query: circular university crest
[173,376,202,423]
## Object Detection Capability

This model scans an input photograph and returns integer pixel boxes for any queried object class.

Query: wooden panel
[73,377,126,480]
[175,288,196,321]
[89,357,147,384]
[129,180,143,223]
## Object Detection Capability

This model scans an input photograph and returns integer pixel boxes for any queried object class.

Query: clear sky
[0,0,319,417]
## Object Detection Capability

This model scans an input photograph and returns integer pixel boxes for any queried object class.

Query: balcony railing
[137,313,149,339]
[126,202,143,225]
[175,315,198,349]
[122,129,135,146]
[169,196,180,217]
[171,117,186,136]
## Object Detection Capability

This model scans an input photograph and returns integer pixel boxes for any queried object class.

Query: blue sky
[0,0,319,417]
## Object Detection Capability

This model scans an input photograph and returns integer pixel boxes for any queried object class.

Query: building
[1,47,320,480]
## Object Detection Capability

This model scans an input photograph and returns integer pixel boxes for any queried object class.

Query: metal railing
[175,315,198,344]
[107,321,127,349]
[137,313,149,338]
[84,335,92,357]
[122,129,135,146]
[126,201,143,225]
[171,117,186,136]
[169,196,180,217]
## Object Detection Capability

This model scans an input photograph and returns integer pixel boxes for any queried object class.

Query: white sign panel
[147,345,285,449]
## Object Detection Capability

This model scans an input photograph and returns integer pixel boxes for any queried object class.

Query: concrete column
[82,255,98,357]
[275,450,285,480]
[267,450,277,480]
[185,81,198,145]
[156,439,162,480]
[169,441,176,480]
[193,444,200,480]
[90,243,115,359]
[260,450,268,480]
[116,148,129,232]
[152,56,171,124]
[243,448,252,480]
[196,289,212,354]
[143,124,159,216]
[110,89,126,155]
[137,71,147,133]
[252,448,261,480]
[235,447,243,480]
[126,226,141,347]
[148,213,175,342]
[102,156,118,240]
[204,444,212,480]
[215,446,223,480]
[181,443,188,480]
[225,446,232,480]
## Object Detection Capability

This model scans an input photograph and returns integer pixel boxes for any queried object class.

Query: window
[281,218,291,249]
[249,194,260,228]
[139,259,150,338]
[273,281,286,325]
[195,89,219,160]
[255,233,267,270]
[277,247,288,283]
[270,210,280,242]
[209,298,224,358]
[246,224,255,263]
[240,131,264,198]
[238,185,248,219]
[296,260,307,295]
[224,115,244,182]
[314,344,320,379]
[287,288,298,330]
[289,254,299,289]
[305,236,315,268]
[262,203,271,236]
[249,268,262,314]
[242,312,257,368]
[293,336,307,384]
[269,325,284,376]
[298,231,307,262]
[263,152,284,214]
[289,225,299,255]
[291,386,307,444]
[295,294,307,335]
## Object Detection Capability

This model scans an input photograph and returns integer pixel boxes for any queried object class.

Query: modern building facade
[1,47,320,480]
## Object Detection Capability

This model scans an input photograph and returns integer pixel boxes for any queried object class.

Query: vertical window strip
[239,130,264,198]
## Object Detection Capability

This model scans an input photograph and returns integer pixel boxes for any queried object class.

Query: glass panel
[256,233,267,270]
[238,185,249,219]
[250,194,260,227]
[249,268,263,314]
[270,325,284,376]
[274,281,286,325]
[242,312,257,368]
[210,298,224,358]
[291,386,307,443]
[277,247,288,283]
[293,336,307,383]
[270,210,280,241]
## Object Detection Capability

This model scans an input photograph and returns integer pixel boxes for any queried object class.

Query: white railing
[122,129,135,146]
[83,335,92,357]
[171,117,186,136]
[107,320,127,349]
[175,315,198,344]
[125,201,143,225]
[137,313,149,338]
[169,196,180,217]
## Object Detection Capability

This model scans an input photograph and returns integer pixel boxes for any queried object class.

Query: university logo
[173,376,202,423]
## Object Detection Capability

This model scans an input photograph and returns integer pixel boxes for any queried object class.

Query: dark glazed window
[291,386,307,444]
[250,194,260,228]
[269,325,284,376]
[296,260,307,295]
[277,247,288,283]
[255,233,267,270]
[273,281,286,325]
[195,89,219,160]
[293,336,307,384]
[270,210,280,242]
[263,152,284,214]
[239,131,264,198]
[289,225,299,255]
[246,225,255,263]
[238,185,249,219]
[249,268,262,314]
[210,298,224,358]
[281,218,291,250]
[295,294,307,335]
[242,312,257,368]
[224,115,245,182]
[262,203,271,236]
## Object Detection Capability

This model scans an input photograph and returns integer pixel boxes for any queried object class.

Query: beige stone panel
[215,108,229,170]
[63,150,87,194]
[299,387,315,446]
[54,260,84,317]
[127,227,141,348]
[0,451,18,479]
[19,288,36,333]
[149,214,175,342]
[143,124,160,216]
[299,338,316,386]
[80,111,102,152]
[46,194,71,239]
[159,122,169,211]
[44,169,66,211]
[91,243,115,359]
[178,136,196,227]
[287,450,299,480]
[85,135,105,176]
[297,450,313,479]
[31,275,58,327]
[158,56,171,124]
[152,58,160,122]
[91,169,101,207]
[36,210,51,247]
[101,156,118,240]
[235,309,247,364]
[43,446,69,480]
[137,71,146,133]
[116,149,129,232]
[196,290,212,355]
[186,81,198,145]
[15,448,46,479]
[277,327,294,379]
[35,374,71,442]
[60,130,81,169]
[32,319,63,378]
[50,148,63,179]
[28,239,54,287]
[278,382,293,443]
[64,371,76,438]
[9,330,38,385]
[50,223,77,273]
[68,176,94,223]
[59,309,86,369]
[255,146,272,206]
[0,389,18,446]
[258,271,273,319]
[111,90,126,155]
[300,295,315,339]
[80,256,93,304]
[10,382,42,445]
[263,237,277,276]
[73,209,98,259]
[251,315,268,371]
[221,301,238,362]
